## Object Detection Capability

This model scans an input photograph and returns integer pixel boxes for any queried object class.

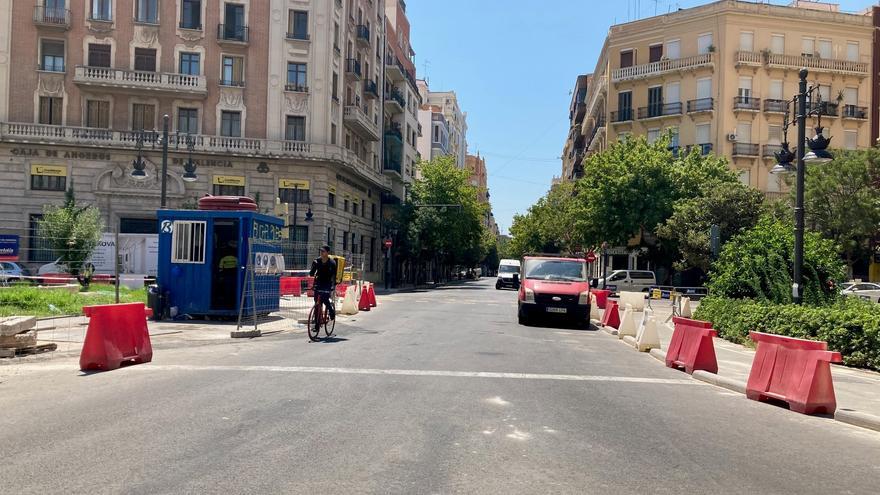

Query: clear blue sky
[406,0,872,234]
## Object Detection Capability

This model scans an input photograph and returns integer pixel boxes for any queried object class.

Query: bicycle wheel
[307,305,322,342]
[324,310,336,337]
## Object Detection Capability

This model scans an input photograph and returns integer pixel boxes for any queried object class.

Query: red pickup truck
[517,255,591,327]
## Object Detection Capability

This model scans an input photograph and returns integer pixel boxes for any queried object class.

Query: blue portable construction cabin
[156,209,284,318]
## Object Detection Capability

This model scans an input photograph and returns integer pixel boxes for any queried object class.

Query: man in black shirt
[310,245,337,320]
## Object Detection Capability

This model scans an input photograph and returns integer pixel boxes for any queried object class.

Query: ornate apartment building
[564,0,875,196]
[417,80,467,169]
[0,0,407,278]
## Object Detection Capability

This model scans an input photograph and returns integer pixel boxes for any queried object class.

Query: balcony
[345,58,362,80]
[0,122,392,190]
[732,142,760,157]
[611,53,713,83]
[733,96,761,112]
[343,106,380,141]
[687,98,714,113]
[762,144,783,159]
[33,6,70,29]
[695,143,713,156]
[384,88,405,114]
[767,53,868,77]
[363,79,379,99]
[217,24,249,44]
[610,109,633,124]
[810,101,838,117]
[735,51,762,66]
[356,25,371,47]
[637,102,682,120]
[286,31,310,41]
[587,118,606,152]
[74,66,208,96]
[841,104,868,120]
[383,127,403,177]
[284,83,308,93]
[763,99,789,114]
[385,54,405,82]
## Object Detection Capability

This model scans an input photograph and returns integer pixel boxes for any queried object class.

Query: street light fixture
[182,134,198,182]
[129,114,198,207]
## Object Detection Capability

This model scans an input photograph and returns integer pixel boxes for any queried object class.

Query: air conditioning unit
[726,133,738,142]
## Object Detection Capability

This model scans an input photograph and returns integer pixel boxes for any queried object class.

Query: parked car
[496,259,521,290]
[0,261,29,284]
[517,255,591,327]
[841,282,880,303]
[594,270,657,293]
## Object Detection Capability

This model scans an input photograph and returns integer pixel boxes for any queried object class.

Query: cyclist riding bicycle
[309,245,337,321]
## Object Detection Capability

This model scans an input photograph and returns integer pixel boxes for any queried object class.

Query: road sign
[384,239,393,249]
[585,251,597,263]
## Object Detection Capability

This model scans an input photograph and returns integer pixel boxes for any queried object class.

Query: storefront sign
[30,164,67,177]
[213,175,246,186]
[0,235,20,261]
[172,158,233,168]
[11,148,110,160]
[279,179,310,190]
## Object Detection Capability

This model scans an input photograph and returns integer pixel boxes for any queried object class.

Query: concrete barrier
[618,304,638,339]
[589,293,600,321]
[339,285,359,315]
[681,296,693,318]
[635,310,660,352]
[619,291,646,312]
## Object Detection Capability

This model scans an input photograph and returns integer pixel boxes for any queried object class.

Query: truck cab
[517,255,591,327]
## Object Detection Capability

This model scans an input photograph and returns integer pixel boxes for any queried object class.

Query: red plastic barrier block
[600,300,620,329]
[592,289,611,310]
[358,286,371,311]
[746,331,842,415]
[279,277,300,296]
[666,317,718,374]
[336,283,350,298]
[80,302,153,372]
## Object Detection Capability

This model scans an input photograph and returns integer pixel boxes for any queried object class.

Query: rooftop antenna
[421,59,431,80]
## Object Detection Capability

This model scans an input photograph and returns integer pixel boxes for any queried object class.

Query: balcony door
[737,77,752,102]
[736,122,752,144]
[224,3,245,39]
[664,82,680,107]
[648,86,663,117]
[617,91,632,121]
[665,40,680,60]
[696,77,712,101]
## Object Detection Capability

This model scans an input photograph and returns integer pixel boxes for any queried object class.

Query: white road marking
[507,428,532,441]
[485,396,511,406]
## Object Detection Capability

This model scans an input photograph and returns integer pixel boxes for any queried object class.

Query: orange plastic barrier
[336,283,350,298]
[592,289,611,309]
[600,300,620,329]
[80,302,153,372]
[746,332,842,415]
[666,317,718,374]
[279,277,302,297]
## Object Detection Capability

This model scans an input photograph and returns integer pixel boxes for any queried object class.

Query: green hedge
[693,296,880,371]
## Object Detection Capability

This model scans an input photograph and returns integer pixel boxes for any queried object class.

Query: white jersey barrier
[619,291,647,312]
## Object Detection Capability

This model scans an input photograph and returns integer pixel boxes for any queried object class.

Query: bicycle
[307,288,336,342]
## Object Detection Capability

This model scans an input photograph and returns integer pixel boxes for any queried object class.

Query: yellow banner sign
[279,179,310,190]
[213,175,246,186]
[31,164,67,177]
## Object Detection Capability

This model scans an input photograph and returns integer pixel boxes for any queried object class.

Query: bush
[694,296,880,371]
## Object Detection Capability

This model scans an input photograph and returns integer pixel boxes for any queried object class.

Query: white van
[596,270,656,293]
[496,259,521,290]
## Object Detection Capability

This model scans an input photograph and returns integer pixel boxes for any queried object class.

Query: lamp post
[131,114,198,208]
[288,184,313,266]
[601,241,609,289]
[771,68,834,305]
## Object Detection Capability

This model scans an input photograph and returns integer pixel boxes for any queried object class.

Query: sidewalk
[599,299,880,431]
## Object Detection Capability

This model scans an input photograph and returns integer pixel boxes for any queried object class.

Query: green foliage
[694,296,880,371]
[707,216,845,305]
[0,285,147,317]
[506,181,580,257]
[37,184,104,287]
[657,182,766,272]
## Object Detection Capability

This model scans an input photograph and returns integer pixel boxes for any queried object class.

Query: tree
[796,148,880,276]
[657,182,766,273]
[707,216,844,306]
[38,184,104,288]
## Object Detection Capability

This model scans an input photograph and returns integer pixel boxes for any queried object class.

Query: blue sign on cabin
[0,235,19,261]
[156,210,283,318]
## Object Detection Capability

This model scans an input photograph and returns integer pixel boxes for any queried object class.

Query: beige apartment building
[0,0,401,279]
[570,0,874,196]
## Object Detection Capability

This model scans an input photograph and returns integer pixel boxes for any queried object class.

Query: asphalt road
[1,279,879,494]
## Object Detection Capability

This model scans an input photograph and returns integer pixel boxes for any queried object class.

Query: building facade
[465,152,498,234]
[561,74,589,181]
[417,80,467,168]
[0,0,396,279]
[571,0,874,197]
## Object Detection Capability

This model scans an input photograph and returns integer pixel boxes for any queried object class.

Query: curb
[692,370,748,394]
[833,410,880,432]
[649,348,666,363]
[622,335,637,347]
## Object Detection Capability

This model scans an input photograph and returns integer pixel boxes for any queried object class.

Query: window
[697,33,713,54]
[29,214,54,263]
[132,103,155,131]
[134,48,157,72]
[344,198,349,212]
[223,3,246,40]
[845,130,858,150]
[769,79,783,100]
[288,10,308,40]
[328,190,336,208]
[85,100,110,128]
[39,96,63,125]
[181,0,201,29]
[647,128,660,144]
[738,76,752,100]
[738,169,750,186]
[40,40,64,72]
[361,200,366,217]
[88,43,111,67]
[220,111,242,137]
[90,0,111,21]
[327,227,334,251]
[647,86,663,117]
[739,31,754,52]
[695,123,710,146]
[696,77,712,100]
[213,178,244,196]
[221,55,244,86]
[665,39,680,60]
[617,91,632,120]
[332,72,339,100]
[352,201,358,216]
[286,62,307,91]
[136,0,158,23]
[285,116,306,141]
[278,185,310,204]
[768,125,782,145]
[178,107,198,134]
[619,50,634,68]
[371,203,375,221]
[649,44,662,63]
[818,85,831,105]
[736,122,752,143]
[342,231,348,251]
[847,42,859,62]
[31,165,67,191]
[665,82,679,105]
[334,22,340,49]
[817,39,832,59]
[171,221,207,264]
[331,123,337,145]
[179,52,200,75]
[668,127,679,149]
[771,34,785,55]
[433,125,440,143]
[802,37,815,57]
